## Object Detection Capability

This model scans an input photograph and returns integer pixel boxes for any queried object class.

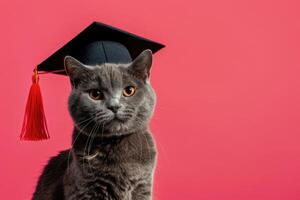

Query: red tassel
[20,68,49,141]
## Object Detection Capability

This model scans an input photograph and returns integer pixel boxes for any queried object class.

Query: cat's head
[64,49,156,137]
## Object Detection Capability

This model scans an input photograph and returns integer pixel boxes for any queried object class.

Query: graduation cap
[20,21,165,141]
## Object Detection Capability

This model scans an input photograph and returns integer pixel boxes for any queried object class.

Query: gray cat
[32,49,157,200]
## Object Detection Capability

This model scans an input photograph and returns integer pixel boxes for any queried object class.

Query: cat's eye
[89,89,103,100]
[123,86,136,97]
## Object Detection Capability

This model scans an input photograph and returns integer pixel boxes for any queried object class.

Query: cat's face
[64,50,156,137]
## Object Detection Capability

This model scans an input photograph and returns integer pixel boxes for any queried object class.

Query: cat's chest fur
[63,131,156,200]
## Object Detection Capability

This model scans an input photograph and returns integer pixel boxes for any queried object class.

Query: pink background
[1,0,300,199]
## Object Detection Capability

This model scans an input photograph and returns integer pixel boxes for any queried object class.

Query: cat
[32,49,157,200]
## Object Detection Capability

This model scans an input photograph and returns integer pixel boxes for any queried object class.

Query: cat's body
[33,129,156,200]
[32,50,157,200]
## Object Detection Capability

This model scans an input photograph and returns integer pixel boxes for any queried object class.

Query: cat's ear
[128,49,152,81]
[64,56,93,86]
[64,56,86,77]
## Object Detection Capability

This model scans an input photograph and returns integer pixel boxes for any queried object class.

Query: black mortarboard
[37,21,165,75]
[20,21,165,141]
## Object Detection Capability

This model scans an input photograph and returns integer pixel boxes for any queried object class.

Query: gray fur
[32,50,157,200]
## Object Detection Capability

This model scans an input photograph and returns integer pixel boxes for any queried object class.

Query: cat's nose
[106,100,121,113]
[107,104,121,113]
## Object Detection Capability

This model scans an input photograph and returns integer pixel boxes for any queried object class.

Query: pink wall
[1,0,300,199]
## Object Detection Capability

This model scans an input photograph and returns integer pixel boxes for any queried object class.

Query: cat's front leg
[131,181,153,200]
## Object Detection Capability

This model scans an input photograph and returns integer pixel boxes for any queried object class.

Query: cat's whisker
[75,110,99,126]
[67,118,95,173]
[95,113,107,118]
[152,134,170,166]
[87,122,100,177]
[123,107,135,112]
[133,116,144,127]
[82,122,98,173]
[95,114,110,121]
[142,133,151,164]
[134,114,153,161]
[136,135,143,172]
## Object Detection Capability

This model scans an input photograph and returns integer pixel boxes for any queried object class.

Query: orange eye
[89,89,103,100]
[123,86,136,97]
